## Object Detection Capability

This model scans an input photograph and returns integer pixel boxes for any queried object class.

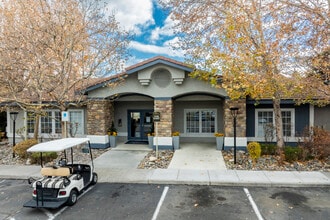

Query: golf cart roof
[27,138,90,152]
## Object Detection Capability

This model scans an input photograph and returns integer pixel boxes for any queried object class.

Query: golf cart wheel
[91,172,98,185]
[66,189,78,206]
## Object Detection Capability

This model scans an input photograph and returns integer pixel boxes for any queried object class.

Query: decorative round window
[152,68,171,88]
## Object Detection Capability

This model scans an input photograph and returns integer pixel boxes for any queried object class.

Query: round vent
[152,69,171,88]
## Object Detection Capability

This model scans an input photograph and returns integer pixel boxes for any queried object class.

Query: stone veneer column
[86,99,114,135]
[154,98,173,137]
[224,99,246,137]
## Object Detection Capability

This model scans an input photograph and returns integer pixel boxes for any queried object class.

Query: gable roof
[83,56,193,93]
[126,56,193,74]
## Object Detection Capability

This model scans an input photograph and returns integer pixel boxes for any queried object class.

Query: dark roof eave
[83,76,121,94]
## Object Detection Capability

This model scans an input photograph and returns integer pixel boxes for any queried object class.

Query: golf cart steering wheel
[58,158,67,167]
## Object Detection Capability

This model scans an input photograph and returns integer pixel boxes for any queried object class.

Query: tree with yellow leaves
[163,0,329,149]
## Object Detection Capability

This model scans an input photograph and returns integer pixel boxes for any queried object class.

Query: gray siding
[246,102,310,138]
[314,105,330,130]
[295,105,309,135]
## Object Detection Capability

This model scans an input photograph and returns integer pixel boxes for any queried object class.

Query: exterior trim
[309,104,314,127]
[246,99,295,104]
[126,58,192,74]
[154,97,172,101]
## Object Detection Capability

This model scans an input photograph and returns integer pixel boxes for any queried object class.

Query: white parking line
[44,185,96,220]
[243,188,264,220]
[151,186,169,220]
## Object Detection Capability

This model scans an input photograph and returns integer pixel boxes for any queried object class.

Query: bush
[260,143,277,155]
[299,127,330,160]
[284,146,303,162]
[247,142,261,162]
[13,139,38,159]
[29,152,58,165]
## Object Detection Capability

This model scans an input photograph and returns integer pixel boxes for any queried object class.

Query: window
[41,111,53,133]
[256,109,294,137]
[186,110,199,133]
[69,111,83,135]
[185,109,216,134]
[55,111,61,134]
[27,112,36,133]
[282,111,292,136]
[257,111,273,137]
[26,109,84,136]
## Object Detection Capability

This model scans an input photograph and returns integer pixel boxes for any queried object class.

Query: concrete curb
[1,169,329,187]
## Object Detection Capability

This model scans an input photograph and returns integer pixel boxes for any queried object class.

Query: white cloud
[130,40,184,57]
[105,0,154,35]
[150,13,176,42]
[150,27,161,42]
[125,56,146,68]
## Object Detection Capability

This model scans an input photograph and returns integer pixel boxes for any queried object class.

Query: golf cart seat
[41,167,71,177]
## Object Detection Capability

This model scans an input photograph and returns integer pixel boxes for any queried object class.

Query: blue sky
[105,0,184,67]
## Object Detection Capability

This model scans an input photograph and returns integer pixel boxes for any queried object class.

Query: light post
[10,111,19,158]
[230,107,239,164]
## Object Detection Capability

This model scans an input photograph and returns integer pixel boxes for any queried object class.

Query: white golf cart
[23,138,98,209]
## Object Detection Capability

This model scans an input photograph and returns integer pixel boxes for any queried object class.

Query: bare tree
[0,0,131,138]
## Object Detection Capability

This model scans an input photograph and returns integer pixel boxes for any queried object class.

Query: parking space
[62,183,164,220]
[0,179,33,220]
[156,185,257,220]
[1,180,329,220]
[249,187,330,220]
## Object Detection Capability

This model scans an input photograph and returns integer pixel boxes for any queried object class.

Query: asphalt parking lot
[0,179,329,220]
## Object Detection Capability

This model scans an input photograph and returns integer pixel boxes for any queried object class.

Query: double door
[128,110,153,141]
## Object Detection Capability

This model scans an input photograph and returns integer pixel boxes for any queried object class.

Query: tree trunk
[33,115,40,140]
[273,98,284,149]
[62,121,68,138]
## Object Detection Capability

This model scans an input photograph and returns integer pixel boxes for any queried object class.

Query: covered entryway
[127,110,153,142]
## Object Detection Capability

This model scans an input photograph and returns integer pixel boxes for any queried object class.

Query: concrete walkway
[94,143,150,169]
[168,143,227,170]
[0,142,329,187]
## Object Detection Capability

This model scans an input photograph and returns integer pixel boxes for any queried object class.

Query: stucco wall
[87,67,227,99]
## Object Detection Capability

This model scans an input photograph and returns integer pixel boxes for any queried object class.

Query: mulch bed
[222,150,330,172]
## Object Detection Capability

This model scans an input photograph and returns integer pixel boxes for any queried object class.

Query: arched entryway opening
[173,93,226,143]
[112,93,154,143]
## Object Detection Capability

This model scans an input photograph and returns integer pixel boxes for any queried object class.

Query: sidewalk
[0,142,329,187]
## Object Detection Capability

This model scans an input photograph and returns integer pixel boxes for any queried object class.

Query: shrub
[29,152,58,165]
[214,132,224,137]
[299,127,330,160]
[284,146,303,162]
[13,139,38,159]
[310,127,330,160]
[260,143,277,155]
[247,142,261,163]
[108,121,117,136]
[172,131,180,136]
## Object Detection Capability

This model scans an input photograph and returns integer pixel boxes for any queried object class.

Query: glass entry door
[128,110,153,141]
